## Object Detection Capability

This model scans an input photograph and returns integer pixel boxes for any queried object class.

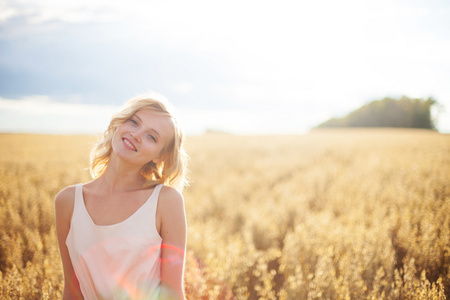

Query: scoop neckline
[79,184,160,228]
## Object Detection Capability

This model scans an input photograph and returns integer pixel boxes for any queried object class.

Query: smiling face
[111,108,174,168]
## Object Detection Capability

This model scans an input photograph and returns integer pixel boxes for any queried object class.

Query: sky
[1,0,450,135]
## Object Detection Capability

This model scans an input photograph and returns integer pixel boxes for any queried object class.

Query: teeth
[123,139,136,151]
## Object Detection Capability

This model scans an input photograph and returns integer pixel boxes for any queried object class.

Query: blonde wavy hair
[90,93,189,191]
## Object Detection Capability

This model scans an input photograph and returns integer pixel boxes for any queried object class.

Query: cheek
[116,123,129,132]
[111,127,125,149]
[147,143,163,155]
[157,146,170,162]
[113,123,130,139]
[112,129,121,143]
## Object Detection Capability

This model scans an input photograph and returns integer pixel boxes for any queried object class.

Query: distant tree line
[317,96,438,130]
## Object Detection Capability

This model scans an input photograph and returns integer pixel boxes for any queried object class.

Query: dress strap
[143,184,163,222]
[73,183,83,209]
[153,184,163,196]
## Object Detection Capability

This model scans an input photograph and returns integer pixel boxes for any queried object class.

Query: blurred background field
[0,129,449,299]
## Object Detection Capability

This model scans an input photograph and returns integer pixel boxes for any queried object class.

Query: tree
[317,96,438,130]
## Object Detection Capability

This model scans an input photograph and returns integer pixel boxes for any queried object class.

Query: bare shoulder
[158,186,185,216]
[158,186,186,242]
[54,185,77,242]
[159,186,184,203]
[55,185,76,214]
[55,185,76,203]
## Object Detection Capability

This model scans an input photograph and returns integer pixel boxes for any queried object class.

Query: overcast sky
[1,0,449,134]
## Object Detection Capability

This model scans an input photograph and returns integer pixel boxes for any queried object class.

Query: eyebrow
[133,113,161,139]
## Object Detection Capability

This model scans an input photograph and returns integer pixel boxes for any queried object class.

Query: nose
[130,130,142,142]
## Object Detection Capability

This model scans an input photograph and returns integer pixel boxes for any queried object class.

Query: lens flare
[71,238,195,299]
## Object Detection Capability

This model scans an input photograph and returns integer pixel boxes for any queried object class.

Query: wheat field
[0,129,449,299]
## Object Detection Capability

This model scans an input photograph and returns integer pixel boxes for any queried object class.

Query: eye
[129,118,138,126]
[147,134,157,142]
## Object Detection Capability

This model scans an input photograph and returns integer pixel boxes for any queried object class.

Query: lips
[122,137,137,151]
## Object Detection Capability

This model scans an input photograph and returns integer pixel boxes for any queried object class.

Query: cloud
[171,82,195,96]
[0,0,122,25]
[177,106,319,135]
[0,96,118,134]
[0,95,323,135]
[1,1,449,134]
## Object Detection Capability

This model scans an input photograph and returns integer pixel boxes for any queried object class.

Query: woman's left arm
[158,187,187,300]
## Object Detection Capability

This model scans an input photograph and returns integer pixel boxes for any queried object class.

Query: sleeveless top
[66,184,163,300]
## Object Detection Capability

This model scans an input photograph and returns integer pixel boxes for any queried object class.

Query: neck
[98,156,147,192]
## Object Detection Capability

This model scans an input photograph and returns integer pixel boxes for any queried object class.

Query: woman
[55,94,189,300]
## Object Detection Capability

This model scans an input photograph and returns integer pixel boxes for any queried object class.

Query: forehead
[134,109,174,140]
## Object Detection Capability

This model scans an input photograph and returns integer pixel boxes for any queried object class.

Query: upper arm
[158,187,187,299]
[54,186,83,299]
